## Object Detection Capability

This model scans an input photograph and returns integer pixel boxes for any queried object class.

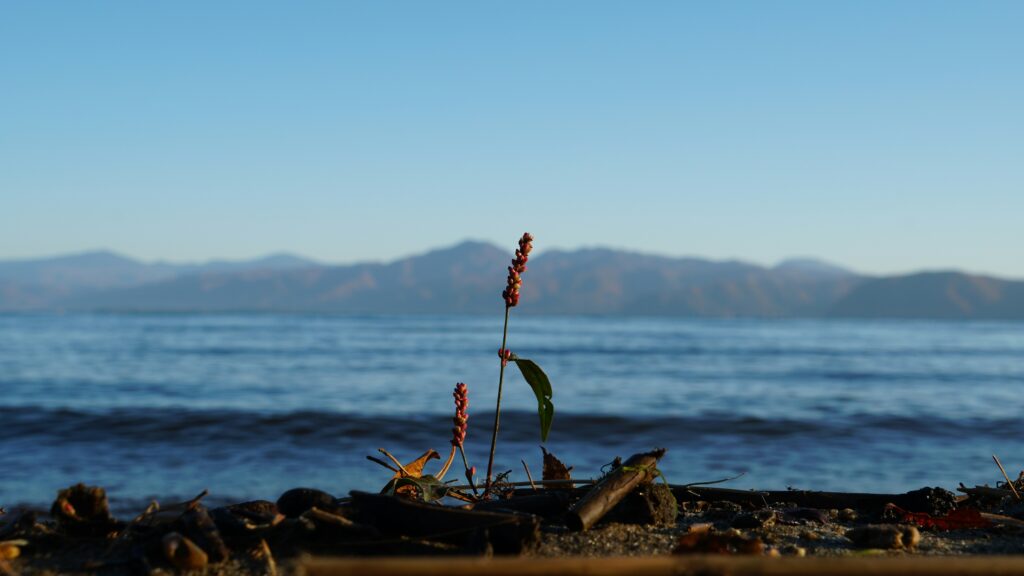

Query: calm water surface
[1,314,1023,511]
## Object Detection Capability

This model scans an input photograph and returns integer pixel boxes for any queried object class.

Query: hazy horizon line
[5,240,1024,281]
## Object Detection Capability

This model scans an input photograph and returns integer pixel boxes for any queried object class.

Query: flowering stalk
[438,382,469,480]
[451,382,477,493]
[485,233,533,487]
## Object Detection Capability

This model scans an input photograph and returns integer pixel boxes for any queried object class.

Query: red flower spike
[451,383,469,447]
[502,233,533,308]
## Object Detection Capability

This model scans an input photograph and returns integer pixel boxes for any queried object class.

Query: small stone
[0,541,23,560]
[901,525,921,549]
[846,525,910,549]
[732,510,777,529]
[799,530,820,541]
[782,508,829,524]
[681,501,710,514]
[838,508,858,522]
[780,544,807,557]
[163,532,208,571]
[277,488,342,518]
[211,500,284,539]
[713,501,743,513]
[705,501,743,521]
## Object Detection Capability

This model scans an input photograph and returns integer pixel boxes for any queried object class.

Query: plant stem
[485,305,511,488]
[458,445,477,495]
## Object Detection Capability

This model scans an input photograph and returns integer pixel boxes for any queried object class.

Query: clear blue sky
[2,1,1021,276]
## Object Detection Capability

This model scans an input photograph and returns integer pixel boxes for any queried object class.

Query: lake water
[2,313,1023,512]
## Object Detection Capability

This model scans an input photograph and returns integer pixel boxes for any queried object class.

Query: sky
[1,1,1022,277]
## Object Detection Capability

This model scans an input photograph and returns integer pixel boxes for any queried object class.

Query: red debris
[885,503,992,530]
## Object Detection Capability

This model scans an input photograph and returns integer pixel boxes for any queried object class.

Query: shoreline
[5,478,1024,575]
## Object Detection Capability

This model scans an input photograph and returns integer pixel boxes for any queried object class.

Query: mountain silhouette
[2,242,1022,319]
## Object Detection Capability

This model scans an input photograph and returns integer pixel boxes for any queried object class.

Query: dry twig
[522,460,538,491]
[992,455,1021,501]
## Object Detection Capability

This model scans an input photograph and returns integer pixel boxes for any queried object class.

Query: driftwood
[601,482,677,526]
[675,485,957,515]
[981,512,1024,529]
[301,507,381,539]
[302,555,1024,576]
[349,491,540,555]
[958,484,1017,500]
[565,448,666,531]
[473,491,572,519]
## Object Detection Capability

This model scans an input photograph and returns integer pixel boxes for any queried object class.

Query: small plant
[485,233,554,487]
[368,232,554,501]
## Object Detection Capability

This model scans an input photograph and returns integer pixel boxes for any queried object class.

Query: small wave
[2,405,1019,449]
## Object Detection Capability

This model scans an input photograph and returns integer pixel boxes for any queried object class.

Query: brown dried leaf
[387,449,441,499]
[541,447,573,485]
[393,449,441,479]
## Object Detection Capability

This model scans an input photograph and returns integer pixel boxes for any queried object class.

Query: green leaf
[383,474,450,502]
[512,357,555,442]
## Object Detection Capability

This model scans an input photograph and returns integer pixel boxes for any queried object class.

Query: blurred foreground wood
[301,555,1024,576]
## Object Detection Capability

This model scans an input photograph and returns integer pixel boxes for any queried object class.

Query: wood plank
[302,555,1024,576]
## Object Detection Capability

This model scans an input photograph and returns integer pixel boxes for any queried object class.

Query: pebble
[838,508,858,522]
[163,532,208,570]
[799,530,820,541]
[780,544,807,557]
[733,510,777,529]
[782,508,829,524]
[277,487,341,518]
[846,524,920,550]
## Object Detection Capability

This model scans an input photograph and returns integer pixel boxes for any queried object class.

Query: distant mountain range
[1,242,1022,319]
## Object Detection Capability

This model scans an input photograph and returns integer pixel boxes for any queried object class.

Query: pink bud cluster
[498,348,513,367]
[451,382,469,447]
[502,233,534,307]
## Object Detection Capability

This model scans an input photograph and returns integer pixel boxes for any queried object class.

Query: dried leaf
[885,504,992,531]
[376,449,444,501]
[541,447,573,486]
[393,450,441,480]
